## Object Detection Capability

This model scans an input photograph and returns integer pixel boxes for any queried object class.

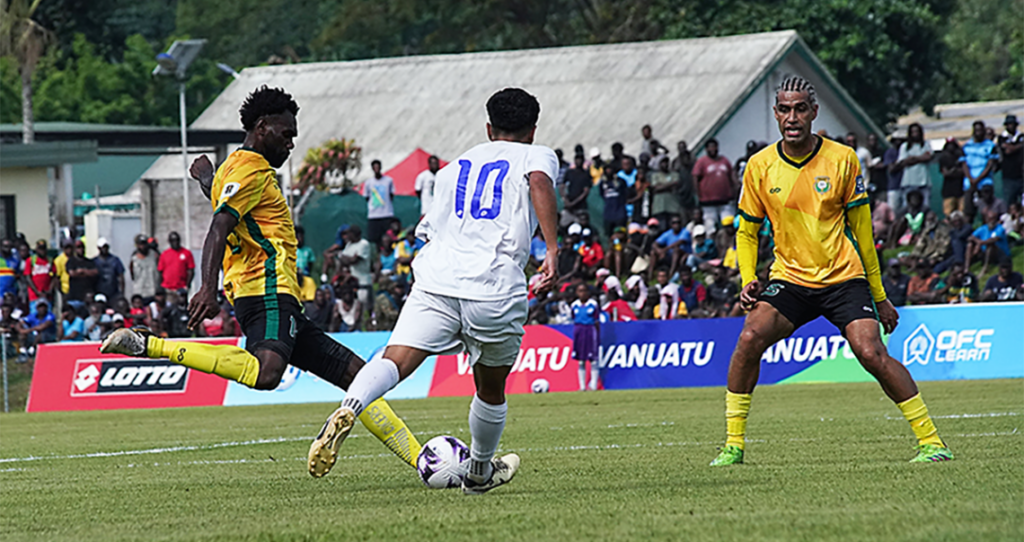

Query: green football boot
[909,443,954,463]
[710,445,744,466]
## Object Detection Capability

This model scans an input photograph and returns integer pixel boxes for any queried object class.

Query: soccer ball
[531,378,550,394]
[416,435,469,489]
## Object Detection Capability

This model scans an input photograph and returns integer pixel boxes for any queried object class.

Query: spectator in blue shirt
[570,283,600,391]
[600,169,629,236]
[960,120,999,192]
[93,238,125,300]
[58,304,86,342]
[650,216,691,279]
[967,210,1010,277]
[17,300,56,358]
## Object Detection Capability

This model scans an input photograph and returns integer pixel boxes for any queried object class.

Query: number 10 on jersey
[454,159,509,220]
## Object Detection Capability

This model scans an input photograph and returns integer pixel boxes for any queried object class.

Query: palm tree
[0,0,51,143]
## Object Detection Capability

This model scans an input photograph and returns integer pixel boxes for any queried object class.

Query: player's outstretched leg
[844,320,953,463]
[310,346,428,477]
[462,364,520,495]
[711,303,793,466]
[101,327,260,387]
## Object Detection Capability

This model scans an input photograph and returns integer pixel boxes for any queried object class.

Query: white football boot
[461,453,521,495]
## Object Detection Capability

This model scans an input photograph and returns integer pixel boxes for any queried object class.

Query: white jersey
[413,141,558,301]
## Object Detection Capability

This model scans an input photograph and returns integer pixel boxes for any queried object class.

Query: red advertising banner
[429,325,580,396]
[26,339,235,412]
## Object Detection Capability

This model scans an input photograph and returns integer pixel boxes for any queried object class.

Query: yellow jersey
[737,136,869,289]
[211,148,299,303]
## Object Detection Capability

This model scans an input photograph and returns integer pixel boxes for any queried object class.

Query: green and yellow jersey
[737,136,884,300]
[211,148,299,304]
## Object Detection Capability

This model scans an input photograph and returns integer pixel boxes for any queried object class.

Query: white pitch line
[884,411,1021,420]
[0,436,309,464]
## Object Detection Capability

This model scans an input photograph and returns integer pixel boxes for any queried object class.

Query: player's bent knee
[253,351,288,390]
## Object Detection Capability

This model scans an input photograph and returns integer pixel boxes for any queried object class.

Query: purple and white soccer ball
[531,378,550,394]
[416,435,469,489]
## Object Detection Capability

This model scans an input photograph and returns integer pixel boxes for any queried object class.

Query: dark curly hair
[239,85,299,131]
[486,88,540,135]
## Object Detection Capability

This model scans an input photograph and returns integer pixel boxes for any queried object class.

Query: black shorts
[233,294,356,387]
[758,279,878,332]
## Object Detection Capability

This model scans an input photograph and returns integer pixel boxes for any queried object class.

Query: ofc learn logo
[902,323,994,366]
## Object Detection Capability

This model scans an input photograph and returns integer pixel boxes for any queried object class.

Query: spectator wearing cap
[692,138,737,232]
[23,240,54,304]
[882,258,910,307]
[650,216,691,280]
[600,166,629,237]
[129,234,159,302]
[321,224,349,283]
[998,114,1023,204]
[364,159,397,247]
[0,239,20,299]
[960,120,999,193]
[894,123,933,208]
[65,239,98,306]
[588,147,604,184]
[558,224,583,283]
[93,238,125,301]
[690,224,718,269]
[562,154,592,219]
[578,228,604,277]
[649,155,682,227]
[158,231,195,294]
[982,260,1023,302]
[84,298,112,341]
[17,300,56,358]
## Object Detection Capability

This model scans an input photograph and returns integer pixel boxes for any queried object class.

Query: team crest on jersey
[814,176,831,194]
[854,175,866,194]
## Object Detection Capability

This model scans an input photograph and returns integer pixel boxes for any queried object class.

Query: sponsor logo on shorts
[71,359,189,396]
[762,283,784,297]
[902,323,994,366]
[814,176,831,193]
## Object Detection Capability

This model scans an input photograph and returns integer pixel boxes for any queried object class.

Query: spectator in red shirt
[692,138,738,232]
[24,240,54,303]
[603,288,636,321]
[157,231,195,292]
[578,229,605,276]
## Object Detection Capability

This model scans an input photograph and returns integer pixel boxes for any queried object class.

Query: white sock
[578,364,587,391]
[467,395,507,483]
[339,358,400,417]
[589,363,599,391]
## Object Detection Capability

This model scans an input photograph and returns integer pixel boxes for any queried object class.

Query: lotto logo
[902,324,994,366]
[70,359,189,396]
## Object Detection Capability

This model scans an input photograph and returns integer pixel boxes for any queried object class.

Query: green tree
[941,0,1023,102]
[1,0,52,142]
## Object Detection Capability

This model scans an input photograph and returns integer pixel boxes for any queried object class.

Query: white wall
[0,166,52,242]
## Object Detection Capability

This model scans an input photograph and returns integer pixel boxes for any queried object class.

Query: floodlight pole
[179,82,191,251]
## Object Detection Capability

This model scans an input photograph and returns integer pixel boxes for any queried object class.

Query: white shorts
[387,287,527,367]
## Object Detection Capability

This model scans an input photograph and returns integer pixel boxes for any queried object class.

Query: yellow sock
[358,398,422,468]
[726,390,752,449]
[147,337,260,388]
[897,393,944,447]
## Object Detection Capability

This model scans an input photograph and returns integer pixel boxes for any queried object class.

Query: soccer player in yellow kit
[102,86,420,476]
[710,76,953,466]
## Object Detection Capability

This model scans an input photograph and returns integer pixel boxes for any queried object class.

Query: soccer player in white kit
[307,88,560,494]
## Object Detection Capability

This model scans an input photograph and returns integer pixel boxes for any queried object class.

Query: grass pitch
[1,379,1021,542]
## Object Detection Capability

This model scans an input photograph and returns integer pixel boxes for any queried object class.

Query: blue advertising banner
[223,331,436,406]
[596,302,1024,390]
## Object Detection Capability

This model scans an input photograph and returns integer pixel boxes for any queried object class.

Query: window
[0,196,14,240]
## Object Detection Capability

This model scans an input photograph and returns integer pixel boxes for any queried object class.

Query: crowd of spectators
[0,231,235,362]
[314,118,1022,331]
